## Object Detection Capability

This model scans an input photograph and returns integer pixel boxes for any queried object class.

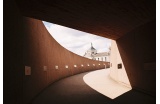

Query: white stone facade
[84,43,110,62]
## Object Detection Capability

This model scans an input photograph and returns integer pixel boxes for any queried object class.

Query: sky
[43,21,111,56]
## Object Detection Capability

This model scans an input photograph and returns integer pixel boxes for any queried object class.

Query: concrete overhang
[15,0,156,40]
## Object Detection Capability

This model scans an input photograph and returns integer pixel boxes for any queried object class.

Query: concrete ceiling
[15,0,156,40]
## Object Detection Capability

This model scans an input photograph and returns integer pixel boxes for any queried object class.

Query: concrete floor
[83,69,132,99]
[31,69,155,104]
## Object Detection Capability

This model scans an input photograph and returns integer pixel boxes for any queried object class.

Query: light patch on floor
[83,69,132,99]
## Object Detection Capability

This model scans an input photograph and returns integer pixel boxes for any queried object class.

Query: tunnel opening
[4,0,156,104]
[42,21,111,59]
[42,20,133,99]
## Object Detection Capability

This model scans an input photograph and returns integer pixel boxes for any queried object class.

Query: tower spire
[91,42,93,47]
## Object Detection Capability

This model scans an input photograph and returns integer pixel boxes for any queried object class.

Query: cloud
[43,21,111,56]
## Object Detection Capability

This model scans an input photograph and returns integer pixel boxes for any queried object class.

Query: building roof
[84,43,109,58]
[90,46,96,50]
[87,43,96,51]
[93,52,109,57]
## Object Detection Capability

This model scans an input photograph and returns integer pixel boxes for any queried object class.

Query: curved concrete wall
[4,0,155,104]
[23,17,109,104]
[4,1,109,104]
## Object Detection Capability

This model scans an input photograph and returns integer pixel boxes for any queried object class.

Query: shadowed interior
[15,0,155,40]
[4,0,156,104]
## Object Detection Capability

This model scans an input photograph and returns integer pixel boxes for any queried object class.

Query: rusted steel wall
[23,17,109,104]
[4,1,109,103]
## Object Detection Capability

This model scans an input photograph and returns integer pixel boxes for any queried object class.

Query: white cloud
[43,21,111,56]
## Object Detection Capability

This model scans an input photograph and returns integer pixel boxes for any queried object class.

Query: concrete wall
[4,0,155,104]
[4,0,25,104]
[109,40,131,88]
[109,20,156,96]
[23,17,109,104]
[4,0,109,104]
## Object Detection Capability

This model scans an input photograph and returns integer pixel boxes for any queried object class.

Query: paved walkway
[83,69,132,99]
[31,69,155,104]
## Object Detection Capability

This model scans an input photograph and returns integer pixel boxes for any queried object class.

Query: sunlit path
[31,70,155,104]
[83,69,132,99]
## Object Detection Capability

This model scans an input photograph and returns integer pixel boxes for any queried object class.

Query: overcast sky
[43,21,111,56]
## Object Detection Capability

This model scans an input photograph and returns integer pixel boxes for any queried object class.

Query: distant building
[84,43,110,62]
